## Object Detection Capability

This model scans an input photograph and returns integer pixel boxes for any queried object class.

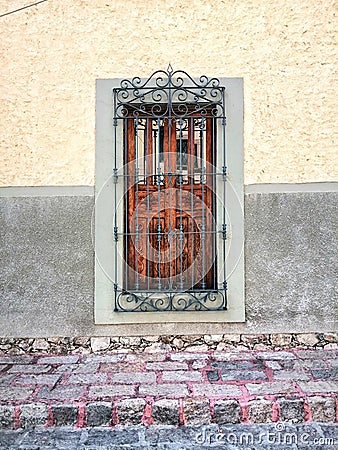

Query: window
[95,67,244,324]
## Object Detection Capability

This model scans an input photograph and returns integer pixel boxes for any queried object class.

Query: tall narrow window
[124,115,216,293]
[95,68,244,323]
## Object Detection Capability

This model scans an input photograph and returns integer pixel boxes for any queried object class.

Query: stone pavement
[0,348,337,433]
[1,423,337,449]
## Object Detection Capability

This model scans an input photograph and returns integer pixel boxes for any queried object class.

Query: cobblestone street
[0,348,337,438]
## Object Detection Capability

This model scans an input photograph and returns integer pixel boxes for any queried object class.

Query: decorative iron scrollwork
[116,290,226,312]
[113,65,225,119]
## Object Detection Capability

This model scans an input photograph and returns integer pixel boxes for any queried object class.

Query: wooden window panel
[125,114,216,292]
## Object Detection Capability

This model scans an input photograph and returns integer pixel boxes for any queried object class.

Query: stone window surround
[94,76,245,325]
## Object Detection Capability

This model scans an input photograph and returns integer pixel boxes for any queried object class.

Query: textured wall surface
[1,0,337,186]
[0,189,336,337]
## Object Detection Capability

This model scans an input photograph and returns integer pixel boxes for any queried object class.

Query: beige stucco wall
[1,0,337,186]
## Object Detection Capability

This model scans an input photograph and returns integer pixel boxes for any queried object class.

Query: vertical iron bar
[178,118,184,290]
[154,127,157,185]
[168,121,173,291]
[146,118,150,291]
[113,89,118,310]
[168,72,173,309]
[212,117,216,290]
[222,87,227,295]
[157,118,162,290]
[135,117,139,290]
[143,119,146,183]
[124,118,128,291]
[190,118,195,289]
[201,117,206,289]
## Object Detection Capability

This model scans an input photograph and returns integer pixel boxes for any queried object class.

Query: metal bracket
[113,226,118,242]
[221,223,227,240]
[113,168,118,184]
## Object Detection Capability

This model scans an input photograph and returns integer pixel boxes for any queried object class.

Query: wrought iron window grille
[111,66,228,313]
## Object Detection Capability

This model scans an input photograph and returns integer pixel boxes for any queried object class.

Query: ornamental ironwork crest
[113,64,226,120]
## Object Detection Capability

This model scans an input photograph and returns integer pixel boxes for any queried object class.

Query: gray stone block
[221,370,267,381]
[297,380,338,393]
[86,427,141,447]
[109,372,156,384]
[15,374,61,385]
[162,371,203,382]
[213,351,260,361]
[144,424,217,446]
[139,384,188,397]
[273,370,310,381]
[8,364,51,374]
[67,373,108,384]
[83,354,125,364]
[248,399,273,423]
[37,385,84,400]
[296,359,329,369]
[146,362,188,371]
[74,363,100,373]
[170,353,209,361]
[20,404,48,428]
[126,352,166,363]
[89,385,136,398]
[211,361,253,370]
[246,381,296,395]
[54,363,78,373]
[52,404,78,426]
[265,361,282,370]
[281,359,297,369]
[116,398,146,425]
[152,399,179,425]
[206,370,219,382]
[183,398,210,425]
[100,362,144,373]
[296,350,332,359]
[0,428,83,448]
[277,398,305,423]
[328,358,338,367]
[311,368,338,380]
[256,352,296,360]
[213,399,241,424]
[0,405,14,429]
[0,374,16,386]
[54,362,99,374]
[308,396,336,422]
[0,386,33,401]
[192,359,208,369]
[86,402,112,427]
[193,384,242,397]
[36,355,80,365]
[0,356,34,364]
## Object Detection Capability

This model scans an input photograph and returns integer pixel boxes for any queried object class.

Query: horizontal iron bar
[117,230,220,236]
[115,86,223,90]
[113,113,226,118]
[118,289,225,294]
[116,171,228,177]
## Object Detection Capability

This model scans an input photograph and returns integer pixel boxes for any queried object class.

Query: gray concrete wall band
[0,184,337,337]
